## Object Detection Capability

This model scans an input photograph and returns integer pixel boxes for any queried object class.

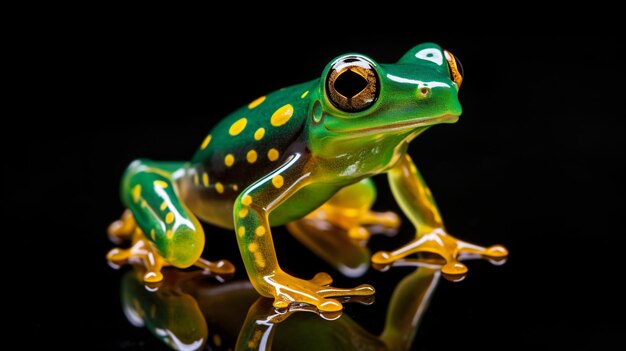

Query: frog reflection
[121,269,253,351]
[121,262,449,351]
[238,264,445,351]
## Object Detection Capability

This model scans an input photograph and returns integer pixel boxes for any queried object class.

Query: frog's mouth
[323,114,459,135]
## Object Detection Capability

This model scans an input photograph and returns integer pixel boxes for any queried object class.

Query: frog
[107,42,508,313]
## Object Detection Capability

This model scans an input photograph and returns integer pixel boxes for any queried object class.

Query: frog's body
[108,43,507,312]
[180,80,331,228]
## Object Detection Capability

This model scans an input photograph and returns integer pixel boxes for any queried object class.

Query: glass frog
[107,43,508,313]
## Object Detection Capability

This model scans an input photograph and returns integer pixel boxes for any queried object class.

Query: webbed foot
[372,228,508,278]
[263,271,374,312]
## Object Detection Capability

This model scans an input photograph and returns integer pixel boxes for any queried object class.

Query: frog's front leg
[234,153,374,312]
[107,159,234,282]
[372,154,508,275]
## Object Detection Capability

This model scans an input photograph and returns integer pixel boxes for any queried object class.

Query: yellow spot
[248,96,266,109]
[132,185,141,203]
[237,226,245,237]
[213,334,222,347]
[271,104,294,127]
[268,148,280,161]
[233,184,239,191]
[165,212,174,224]
[251,329,264,346]
[154,180,168,189]
[254,252,266,268]
[166,229,173,239]
[193,173,199,186]
[301,90,309,98]
[160,201,167,211]
[255,226,266,236]
[150,229,156,241]
[200,134,212,150]
[229,118,248,136]
[246,149,258,163]
[248,242,258,252]
[272,175,284,188]
[140,200,147,208]
[254,128,265,140]
[202,172,209,187]
[224,154,235,167]
[216,182,224,194]
[238,207,249,218]
[242,195,252,206]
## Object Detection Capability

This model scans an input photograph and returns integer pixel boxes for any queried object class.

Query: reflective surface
[112,202,506,350]
[120,254,496,351]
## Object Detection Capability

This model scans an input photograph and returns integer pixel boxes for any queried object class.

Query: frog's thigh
[120,160,205,268]
[286,179,400,277]
[108,160,235,282]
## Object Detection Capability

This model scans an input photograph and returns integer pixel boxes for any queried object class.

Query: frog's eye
[326,56,379,112]
[444,50,464,87]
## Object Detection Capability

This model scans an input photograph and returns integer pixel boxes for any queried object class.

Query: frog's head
[310,43,463,147]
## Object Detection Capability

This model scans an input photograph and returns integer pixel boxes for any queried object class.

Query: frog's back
[178,80,316,228]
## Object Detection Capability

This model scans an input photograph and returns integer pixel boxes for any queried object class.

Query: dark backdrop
[9,35,624,349]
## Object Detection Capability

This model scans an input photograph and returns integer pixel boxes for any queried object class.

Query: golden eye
[444,50,464,87]
[326,56,379,112]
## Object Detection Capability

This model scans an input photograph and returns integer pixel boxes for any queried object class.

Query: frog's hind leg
[106,159,234,282]
[286,178,400,277]
[107,209,136,244]
[107,227,168,282]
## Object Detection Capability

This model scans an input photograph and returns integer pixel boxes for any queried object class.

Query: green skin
[120,43,461,306]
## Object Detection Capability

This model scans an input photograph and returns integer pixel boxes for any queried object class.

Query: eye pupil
[334,70,368,98]
[326,55,379,112]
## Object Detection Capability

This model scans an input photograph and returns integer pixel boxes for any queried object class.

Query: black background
[9,35,625,349]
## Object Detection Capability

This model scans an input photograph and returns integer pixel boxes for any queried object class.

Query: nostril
[419,87,430,97]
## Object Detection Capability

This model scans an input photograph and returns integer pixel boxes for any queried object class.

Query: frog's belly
[178,175,341,230]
